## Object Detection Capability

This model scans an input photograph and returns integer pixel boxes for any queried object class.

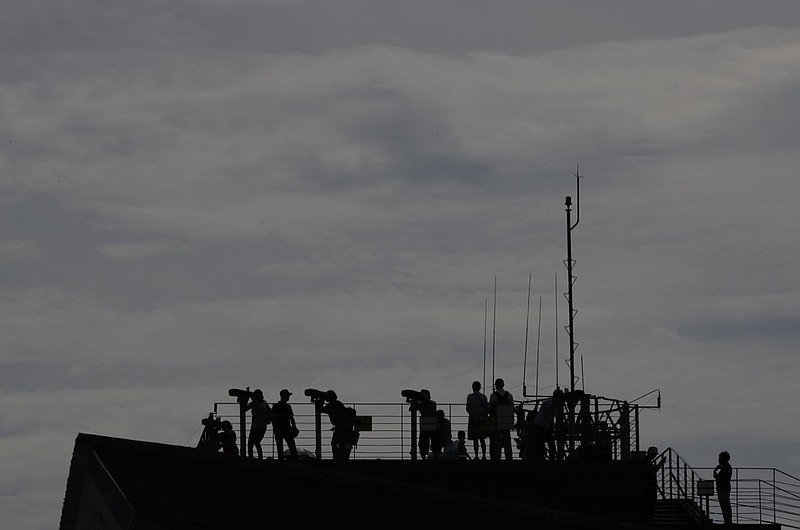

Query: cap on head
[253,389,264,398]
[280,389,292,398]
[420,389,431,398]
[326,389,338,401]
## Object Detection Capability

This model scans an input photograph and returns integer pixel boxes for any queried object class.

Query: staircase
[653,499,711,526]
[656,448,800,528]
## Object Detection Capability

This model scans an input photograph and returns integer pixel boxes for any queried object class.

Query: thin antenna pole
[522,273,532,396]
[535,294,542,397]
[554,272,559,389]
[492,276,497,388]
[483,297,488,392]
[581,355,585,391]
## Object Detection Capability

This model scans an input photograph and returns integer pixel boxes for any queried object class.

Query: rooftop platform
[60,433,675,530]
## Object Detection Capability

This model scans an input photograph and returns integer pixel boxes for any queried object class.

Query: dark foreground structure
[61,433,655,530]
[59,433,783,530]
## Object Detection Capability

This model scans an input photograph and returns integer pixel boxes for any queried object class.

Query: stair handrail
[664,451,800,528]
[656,448,709,521]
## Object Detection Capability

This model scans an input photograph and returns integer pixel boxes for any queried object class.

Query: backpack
[492,392,515,430]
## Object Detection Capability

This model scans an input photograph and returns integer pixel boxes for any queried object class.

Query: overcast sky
[3,1,800,528]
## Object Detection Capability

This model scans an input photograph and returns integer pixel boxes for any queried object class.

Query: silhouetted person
[553,389,567,460]
[645,446,666,522]
[714,450,733,525]
[594,420,613,458]
[430,409,452,459]
[489,378,514,461]
[575,392,594,453]
[533,388,564,461]
[272,389,299,460]
[456,430,470,460]
[321,390,356,460]
[246,389,271,459]
[219,420,238,456]
[416,389,437,460]
[466,380,489,460]
[518,407,537,460]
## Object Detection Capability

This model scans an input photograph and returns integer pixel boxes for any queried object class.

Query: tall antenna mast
[564,163,582,393]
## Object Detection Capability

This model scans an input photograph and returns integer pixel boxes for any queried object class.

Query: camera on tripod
[201,414,224,430]
[197,413,223,451]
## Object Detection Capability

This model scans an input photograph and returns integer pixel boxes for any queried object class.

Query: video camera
[228,388,252,404]
[197,413,222,451]
[304,388,328,402]
[201,414,224,430]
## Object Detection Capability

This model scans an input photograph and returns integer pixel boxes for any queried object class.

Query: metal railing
[209,401,471,460]
[203,396,638,460]
[657,447,800,528]
[198,403,800,525]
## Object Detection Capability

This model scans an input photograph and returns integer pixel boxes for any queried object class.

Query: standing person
[489,378,514,461]
[321,390,356,460]
[533,388,563,461]
[416,389,437,460]
[245,389,271,459]
[272,389,299,460]
[466,381,489,460]
[714,451,733,525]
[431,409,452,459]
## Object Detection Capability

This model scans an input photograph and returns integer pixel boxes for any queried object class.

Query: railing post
[409,405,418,461]
[619,401,630,460]
[400,404,405,460]
[669,449,674,499]
[314,399,323,460]
[773,469,777,524]
[734,467,739,523]
[683,461,687,502]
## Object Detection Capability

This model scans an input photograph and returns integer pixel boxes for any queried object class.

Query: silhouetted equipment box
[698,479,715,496]
[420,416,438,432]
[354,415,372,431]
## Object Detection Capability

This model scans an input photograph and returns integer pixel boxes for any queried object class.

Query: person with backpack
[415,389,437,460]
[321,390,356,461]
[272,389,299,460]
[245,389,271,459]
[488,378,514,461]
